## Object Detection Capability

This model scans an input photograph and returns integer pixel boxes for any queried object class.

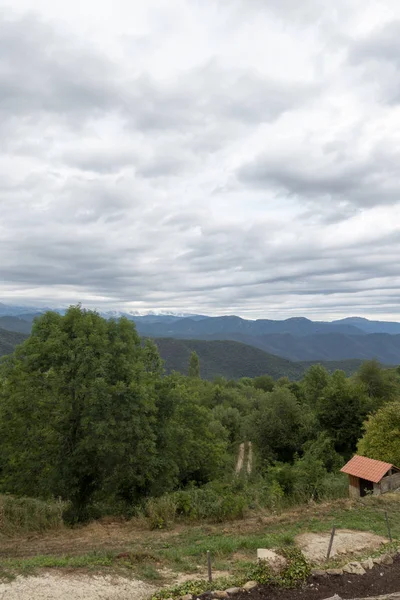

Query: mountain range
[1,303,400,366]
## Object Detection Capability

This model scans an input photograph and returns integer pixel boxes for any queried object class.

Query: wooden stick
[385,511,392,542]
[207,550,212,582]
[327,525,336,560]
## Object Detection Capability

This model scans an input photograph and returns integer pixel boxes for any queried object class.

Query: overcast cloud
[1,0,400,319]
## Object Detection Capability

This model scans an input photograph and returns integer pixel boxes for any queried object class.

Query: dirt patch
[0,572,155,600]
[199,554,400,600]
[296,529,386,562]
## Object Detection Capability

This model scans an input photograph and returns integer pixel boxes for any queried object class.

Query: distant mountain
[154,338,364,380]
[333,317,400,335]
[0,328,28,357]
[0,316,33,335]
[1,306,400,366]
[134,315,366,338]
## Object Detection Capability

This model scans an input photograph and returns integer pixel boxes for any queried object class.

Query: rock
[180,595,193,600]
[243,581,258,591]
[225,588,242,596]
[311,569,327,577]
[373,556,382,564]
[326,568,343,576]
[361,557,374,570]
[343,561,366,575]
[322,596,342,600]
[212,592,228,599]
[256,549,287,573]
[381,553,394,565]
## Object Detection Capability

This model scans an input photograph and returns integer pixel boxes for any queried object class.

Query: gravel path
[0,572,155,600]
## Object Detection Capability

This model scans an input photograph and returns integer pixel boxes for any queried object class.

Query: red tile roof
[341,455,396,483]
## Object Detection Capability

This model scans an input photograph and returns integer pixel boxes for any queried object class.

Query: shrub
[0,494,65,535]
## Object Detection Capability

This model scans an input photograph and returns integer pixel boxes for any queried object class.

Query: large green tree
[316,370,368,458]
[358,401,400,466]
[0,306,160,520]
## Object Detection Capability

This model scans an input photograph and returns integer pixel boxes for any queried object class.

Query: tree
[316,370,368,458]
[356,360,398,408]
[0,306,160,521]
[302,364,330,407]
[247,387,313,465]
[358,401,400,466]
[188,351,200,378]
[253,375,275,392]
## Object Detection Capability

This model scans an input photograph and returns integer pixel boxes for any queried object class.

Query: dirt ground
[0,572,155,600]
[199,555,400,600]
[296,529,387,562]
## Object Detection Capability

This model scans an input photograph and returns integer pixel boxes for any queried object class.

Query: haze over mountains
[1,303,400,366]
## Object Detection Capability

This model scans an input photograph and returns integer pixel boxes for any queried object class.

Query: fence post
[385,511,392,542]
[327,525,336,560]
[207,550,212,582]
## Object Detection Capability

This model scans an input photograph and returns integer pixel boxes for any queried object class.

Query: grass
[1,493,400,585]
[0,494,65,535]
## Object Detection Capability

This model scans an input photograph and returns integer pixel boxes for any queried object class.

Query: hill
[154,338,363,380]
[0,328,28,358]
[1,311,400,365]
[0,329,363,380]
[0,316,33,335]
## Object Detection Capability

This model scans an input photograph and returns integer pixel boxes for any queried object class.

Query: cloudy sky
[1,0,400,319]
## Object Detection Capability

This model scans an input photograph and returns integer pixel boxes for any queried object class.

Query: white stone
[381,553,394,565]
[343,561,366,575]
[361,557,374,570]
[243,581,258,591]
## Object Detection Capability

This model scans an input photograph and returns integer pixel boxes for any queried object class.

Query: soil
[0,572,155,600]
[199,555,400,600]
[296,530,387,562]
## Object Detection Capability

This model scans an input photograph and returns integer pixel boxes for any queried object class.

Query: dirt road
[0,572,155,600]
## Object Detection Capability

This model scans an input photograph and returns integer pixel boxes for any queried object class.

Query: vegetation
[0,306,400,528]
[154,338,363,380]
[0,494,65,535]
[0,327,27,358]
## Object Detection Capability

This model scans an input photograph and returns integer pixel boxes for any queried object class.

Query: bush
[244,547,310,588]
[141,482,248,529]
[0,494,65,535]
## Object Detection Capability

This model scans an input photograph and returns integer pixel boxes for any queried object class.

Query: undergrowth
[151,548,311,599]
[0,494,66,535]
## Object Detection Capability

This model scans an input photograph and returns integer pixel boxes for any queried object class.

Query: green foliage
[316,370,369,457]
[0,307,160,520]
[0,494,65,535]
[241,548,310,588]
[0,328,28,358]
[141,481,248,528]
[246,387,313,464]
[358,400,400,465]
[188,351,200,378]
[277,547,311,587]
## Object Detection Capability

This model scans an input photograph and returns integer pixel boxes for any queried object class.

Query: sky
[1,0,400,320]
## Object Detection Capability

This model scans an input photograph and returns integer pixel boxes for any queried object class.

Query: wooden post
[327,525,336,560]
[207,551,212,582]
[385,511,392,542]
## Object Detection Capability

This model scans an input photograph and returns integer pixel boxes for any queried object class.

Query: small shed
[341,455,400,498]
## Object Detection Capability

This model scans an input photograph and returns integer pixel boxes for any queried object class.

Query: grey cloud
[1,3,400,319]
[349,20,400,67]
[0,13,119,123]
[237,143,400,211]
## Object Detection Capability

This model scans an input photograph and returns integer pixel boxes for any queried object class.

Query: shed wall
[348,474,360,499]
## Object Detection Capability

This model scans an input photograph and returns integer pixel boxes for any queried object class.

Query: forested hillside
[2,311,400,364]
[154,338,363,380]
[1,306,400,526]
[0,327,27,357]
